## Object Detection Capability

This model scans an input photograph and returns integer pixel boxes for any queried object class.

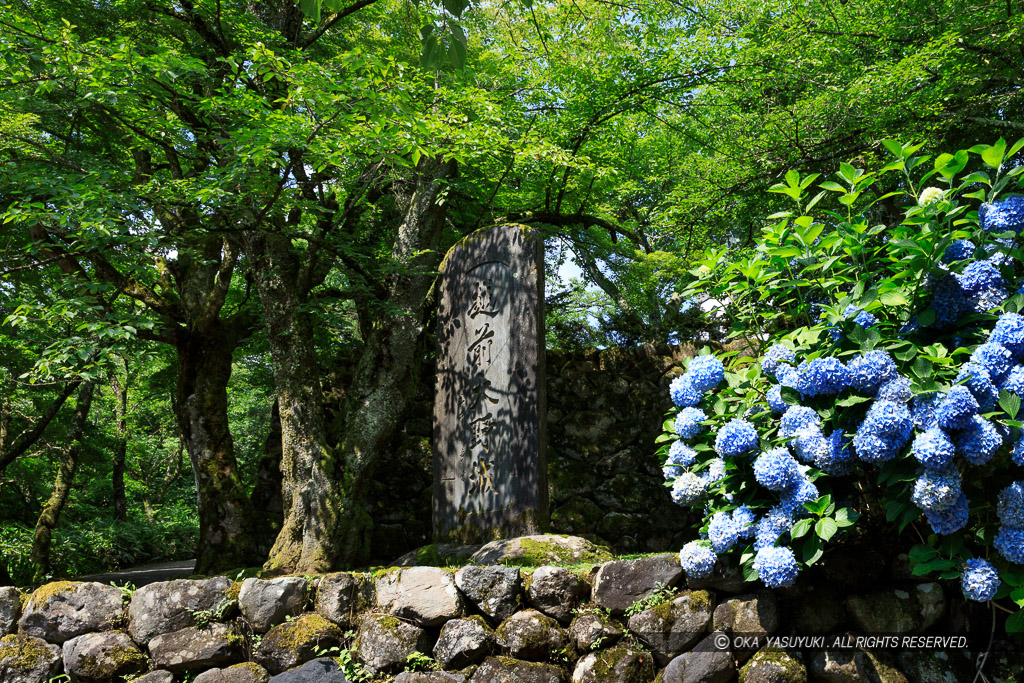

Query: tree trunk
[174,321,257,573]
[249,400,284,558]
[247,230,340,574]
[109,363,128,522]
[250,156,455,572]
[31,381,95,581]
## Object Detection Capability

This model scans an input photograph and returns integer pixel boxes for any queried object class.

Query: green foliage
[661,137,1024,632]
[623,582,677,617]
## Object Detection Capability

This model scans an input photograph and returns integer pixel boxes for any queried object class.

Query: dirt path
[76,559,196,587]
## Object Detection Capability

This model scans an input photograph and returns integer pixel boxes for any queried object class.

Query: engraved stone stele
[433,223,548,543]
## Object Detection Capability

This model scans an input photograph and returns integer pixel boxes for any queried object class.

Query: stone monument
[433,224,547,543]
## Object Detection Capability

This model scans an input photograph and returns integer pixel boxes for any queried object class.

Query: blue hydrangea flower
[799,357,852,396]
[853,400,913,462]
[925,493,969,535]
[980,194,1024,233]
[779,476,819,516]
[936,386,979,431]
[911,467,963,512]
[732,505,757,539]
[761,344,796,380]
[942,239,975,263]
[767,385,787,415]
[1013,435,1024,467]
[715,419,758,458]
[674,407,708,440]
[663,465,685,480]
[792,425,829,465]
[959,261,1005,295]
[780,406,820,438]
[754,507,794,551]
[669,375,703,408]
[971,342,1013,383]
[930,273,968,327]
[830,305,877,341]
[876,376,913,403]
[994,525,1024,564]
[708,510,744,554]
[667,440,698,468]
[1001,365,1024,396]
[968,286,1009,314]
[997,482,1024,527]
[778,365,802,392]
[961,558,1000,602]
[912,428,954,470]
[671,472,707,506]
[679,541,717,579]
[703,458,728,483]
[992,312,1024,358]
[847,350,897,395]
[911,393,942,430]
[688,355,725,393]
[818,430,855,476]
[753,546,799,588]
[753,447,799,492]
[956,362,998,410]
[954,415,1003,465]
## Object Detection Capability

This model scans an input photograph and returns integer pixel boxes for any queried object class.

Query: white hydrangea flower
[919,187,944,206]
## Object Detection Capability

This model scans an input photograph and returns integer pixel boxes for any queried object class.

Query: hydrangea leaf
[815,517,838,542]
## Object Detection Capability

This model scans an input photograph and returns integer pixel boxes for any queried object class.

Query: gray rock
[592,555,683,615]
[357,613,431,675]
[794,590,846,634]
[133,672,175,683]
[255,614,344,675]
[316,572,374,628]
[239,577,308,633]
[661,632,735,683]
[18,581,124,644]
[192,663,270,683]
[740,648,807,683]
[712,591,779,637]
[845,584,946,635]
[470,656,565,682]
[469,535,612,566]
[395,673,467,683]
[376,567,465,627]
[572,645,655,682]
[568,612,623,652]
[128,576,235,645]
[434,616,493,669]
[809,649,908,683]
[194,663,272,683]
[897,650,971,683]
[527,566,586,623]
[393,544,482,567]
[62,631,148,682]
[454,566,521,622]
[0,587,21,636]
[627,591,714,665]
[0,633,63,683]
[149,622,244,673]
[267,657,348,682]
[495,608,566,661]
[686,560,747,594]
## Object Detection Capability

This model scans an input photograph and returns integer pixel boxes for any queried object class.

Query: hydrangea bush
[660,138,1024,634]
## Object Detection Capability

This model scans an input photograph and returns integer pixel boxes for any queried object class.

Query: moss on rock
[27,581,81,609]
[739,648,807,683]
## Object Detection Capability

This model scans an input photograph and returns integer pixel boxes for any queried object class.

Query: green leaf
[1008,137,1024,162]
[802,535,824,566]
[1007,609,1024,634]
[815,517,839,541]
[982,138,1007,168]
[999,390,1021,419]
[834,507,860,528]
[447,32,467,70]
[790,518,813,539]
[836,394,872,407]
[442,0,469,16]
[299,0,321,22]
[780,386,801,406]
[882,139,904,158]
[819,181,846,192]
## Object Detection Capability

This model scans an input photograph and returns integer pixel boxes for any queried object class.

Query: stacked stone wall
[0,541,1014,682]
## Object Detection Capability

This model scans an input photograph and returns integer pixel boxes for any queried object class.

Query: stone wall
[0,535,1015,682]
[367,344,705,563]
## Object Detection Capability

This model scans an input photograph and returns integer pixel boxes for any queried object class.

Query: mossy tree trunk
[30,380,95,582]
[250,156,456,572]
